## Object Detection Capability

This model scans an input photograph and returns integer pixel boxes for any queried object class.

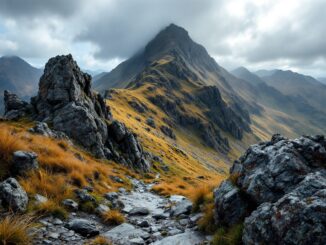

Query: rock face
[3,90,29,120]
[0,178,28,212]
[3,54,149,172]
[214,134,326,244]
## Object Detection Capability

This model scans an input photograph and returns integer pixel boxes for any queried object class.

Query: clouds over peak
[0,0,325,76]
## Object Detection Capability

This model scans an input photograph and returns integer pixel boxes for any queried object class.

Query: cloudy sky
[0,0,325,77]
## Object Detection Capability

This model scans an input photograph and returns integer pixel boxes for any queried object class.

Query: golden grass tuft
[0,126,25,179]
[85,235,112,245]
[101,210,125,226]
[32,200,68,220]
[0,215,35,245]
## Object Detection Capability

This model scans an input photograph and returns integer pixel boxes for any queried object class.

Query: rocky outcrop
[214,134,326,244]
[3,90,29,120]
[0,178,28,212]
[3,54,149,172]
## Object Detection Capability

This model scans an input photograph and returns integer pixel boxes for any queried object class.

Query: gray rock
[3,90,29,120]
[213,180,250,226]
[75,189,95,203]
[0,178,28,212]
[152,230,205,245]
[62,199,78,211]
[243,171,326,245]
[11,151,38,176]
[66,218,99,237]
[95,204,110,215]
[213,134,326,244]
[29,122,67,139]
[103,223,150,245]
[129,207,150,216]
[138,220,150,227]
[104,192,119,202]
[170,198,192,217]
[30,54,149,171]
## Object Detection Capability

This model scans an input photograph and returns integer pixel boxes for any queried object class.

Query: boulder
[66,218,99,237]
[0,178,28,212]
[213,134,326,244]
[103,223,150,245]
[3,90,29,120]
[152,230,205,245]
[214,180,250,226]
[146,117,156,128]
[104,192,119,202]
[170,197,192,217]
[11,151,38,176]
[95,204,110,215]
[129,207,150,216]
[28,122,67,139]
[243,171,326,245]
[75,189,96,203]
[34,194,48,205]
[62,199,78,211]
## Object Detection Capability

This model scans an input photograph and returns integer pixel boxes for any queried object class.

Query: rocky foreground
[214,134,326,244]
[31,178,208,245]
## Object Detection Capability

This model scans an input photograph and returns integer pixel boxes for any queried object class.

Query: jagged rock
[62,199,78,211]
[152,230,205,245]
[146,117,156,128]
[213,134,326,244]
[243,171,326,245]
[160,125,176,139]
[29,122,67,139]
[66,218,99,237]
[0,178,28,212]
[214,180,250,226]
[11,151,38,176]
[3,90,29,120]
[27,54,149,171]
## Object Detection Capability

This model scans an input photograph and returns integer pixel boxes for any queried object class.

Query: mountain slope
[258,69,326,114]
[232,67,326,134]
[0,56,42,112]
[98,24,325,169]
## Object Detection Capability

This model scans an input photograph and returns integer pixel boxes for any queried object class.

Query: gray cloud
[0,0,325,76]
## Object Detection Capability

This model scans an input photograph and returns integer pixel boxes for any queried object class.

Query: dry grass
[0,215,35,245]
[85,236,112,245]
[0,126,25,179]
[0,122,135,211]
[190,185,212,212]
[101,210,125,226]
[197,203,217,234]
[32,200,68,220]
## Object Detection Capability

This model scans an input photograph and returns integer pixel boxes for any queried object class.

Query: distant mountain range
[0,56,42,113]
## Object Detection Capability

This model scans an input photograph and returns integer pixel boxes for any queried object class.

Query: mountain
[257,69,326,114]
[232,67,326,134]
[0,56,42,113]
[231,67,264,86]
[317,77,326,84]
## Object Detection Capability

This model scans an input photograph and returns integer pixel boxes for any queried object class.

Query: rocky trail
[32,177,209,245]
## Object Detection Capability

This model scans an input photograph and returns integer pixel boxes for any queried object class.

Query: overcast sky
[0,0,325,77]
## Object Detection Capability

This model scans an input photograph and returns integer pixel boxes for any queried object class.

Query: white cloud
[0,0,325,76]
